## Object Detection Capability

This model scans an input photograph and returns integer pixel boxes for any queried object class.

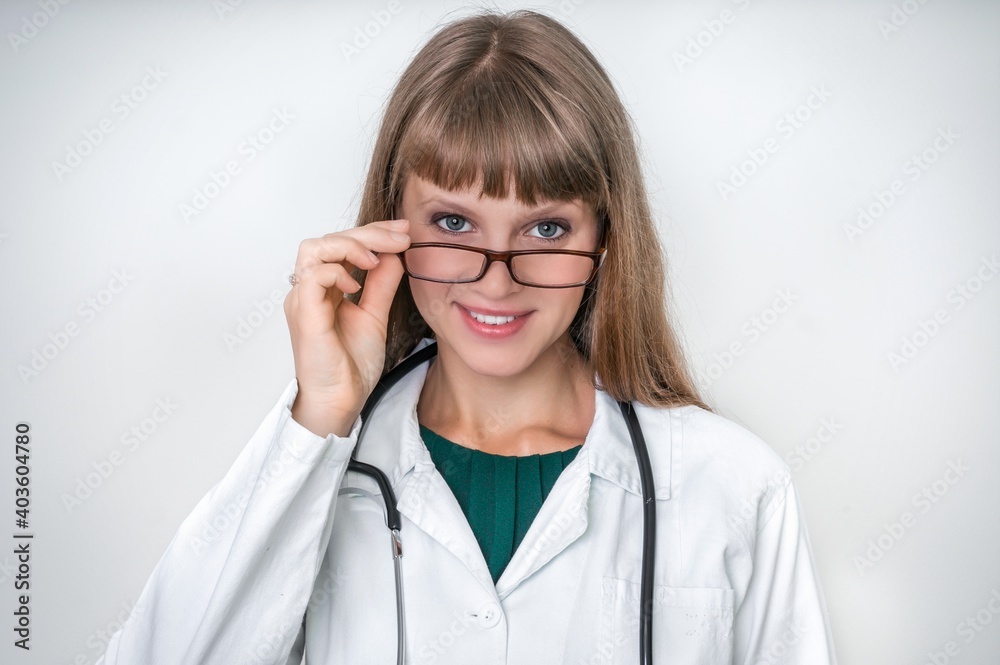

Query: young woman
[99,9,836,665]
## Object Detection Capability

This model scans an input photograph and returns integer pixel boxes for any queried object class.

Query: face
[397,173,601,379]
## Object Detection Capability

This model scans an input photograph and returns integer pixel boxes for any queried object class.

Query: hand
[283,219,411,437]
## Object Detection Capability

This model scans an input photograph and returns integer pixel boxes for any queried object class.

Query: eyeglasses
[399,242,607,288]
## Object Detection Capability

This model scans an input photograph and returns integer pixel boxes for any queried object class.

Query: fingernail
[390,231,409,241]
[368,251,380,263]
[388,219,408,227]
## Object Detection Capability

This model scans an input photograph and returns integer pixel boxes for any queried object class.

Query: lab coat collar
[353,338,672,502]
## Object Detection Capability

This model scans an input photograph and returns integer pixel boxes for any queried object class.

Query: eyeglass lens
[403,246,594,287]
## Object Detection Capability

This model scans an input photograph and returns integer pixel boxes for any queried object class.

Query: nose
[474,255,521,295]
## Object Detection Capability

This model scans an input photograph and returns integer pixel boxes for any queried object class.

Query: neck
[416,335,596,456]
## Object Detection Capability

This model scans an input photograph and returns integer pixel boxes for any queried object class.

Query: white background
[1,0,998,663]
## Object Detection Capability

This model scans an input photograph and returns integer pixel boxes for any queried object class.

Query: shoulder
[636,402,792,537]
[668,404,787,474]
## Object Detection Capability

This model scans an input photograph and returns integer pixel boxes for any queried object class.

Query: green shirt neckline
[419,424,583,585]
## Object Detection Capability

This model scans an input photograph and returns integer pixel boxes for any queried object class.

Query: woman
[99,9,836,665]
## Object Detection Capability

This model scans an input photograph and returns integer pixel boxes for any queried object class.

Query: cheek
[533,288,587,328]
[408,279,453,325]
[553,288,586,318]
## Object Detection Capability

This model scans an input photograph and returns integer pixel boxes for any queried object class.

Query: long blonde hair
[346,9,711,412]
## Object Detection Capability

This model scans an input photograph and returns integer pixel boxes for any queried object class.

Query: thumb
[358,251,405,325]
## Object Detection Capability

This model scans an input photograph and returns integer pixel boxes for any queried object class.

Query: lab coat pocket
[600,577,735,664]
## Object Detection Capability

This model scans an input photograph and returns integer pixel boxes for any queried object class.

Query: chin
[467,360,529,380]
[445,335,540,377]
[431,317,565,376]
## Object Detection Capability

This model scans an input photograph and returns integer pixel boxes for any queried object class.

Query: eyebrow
[415,195,580,219]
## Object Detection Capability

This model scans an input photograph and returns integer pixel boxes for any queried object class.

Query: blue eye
[529,221,568,241]
[437,215,468,232]
[434,214,471,234]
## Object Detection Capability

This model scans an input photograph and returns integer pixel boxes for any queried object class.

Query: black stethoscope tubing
[345,341,656,665]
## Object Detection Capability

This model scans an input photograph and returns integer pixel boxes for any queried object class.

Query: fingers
[289,219,410,312]
[297,220,411,273]
[358,251,406,324]
[296,261,362,294]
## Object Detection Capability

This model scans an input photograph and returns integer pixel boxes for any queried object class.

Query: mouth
[457,303,532,337]
[459,304,531,325]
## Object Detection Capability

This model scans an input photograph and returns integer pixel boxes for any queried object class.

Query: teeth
[468,309,519,325]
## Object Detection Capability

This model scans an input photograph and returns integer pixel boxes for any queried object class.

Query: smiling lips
[467,310,520,325]
[460,304,531,324]
[457,304,532,337]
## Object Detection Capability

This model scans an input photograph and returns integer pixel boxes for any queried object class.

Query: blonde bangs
[390,72,610,216]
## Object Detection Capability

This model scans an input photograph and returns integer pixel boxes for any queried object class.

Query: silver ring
[288,273,298,286]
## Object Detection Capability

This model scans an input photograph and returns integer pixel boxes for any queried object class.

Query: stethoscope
[343,341,657,665]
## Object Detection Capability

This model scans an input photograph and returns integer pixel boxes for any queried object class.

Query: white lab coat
[97,337,837,664]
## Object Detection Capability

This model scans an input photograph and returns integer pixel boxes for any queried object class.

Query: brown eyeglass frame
[399,241,607,289]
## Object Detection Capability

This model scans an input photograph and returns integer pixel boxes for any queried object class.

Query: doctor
[98,9,837,665]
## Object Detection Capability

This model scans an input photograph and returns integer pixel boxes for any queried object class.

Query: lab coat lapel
[397,460,499,595]
[493,384,608,597]
[494,456,591,598]
[495,386,674,596]
[352,339,499,596]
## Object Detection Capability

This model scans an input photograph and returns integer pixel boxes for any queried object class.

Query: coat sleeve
[731,477,839,664]
[96,378,362,665]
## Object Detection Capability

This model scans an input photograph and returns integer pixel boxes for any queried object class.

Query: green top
[419,424,583,584]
